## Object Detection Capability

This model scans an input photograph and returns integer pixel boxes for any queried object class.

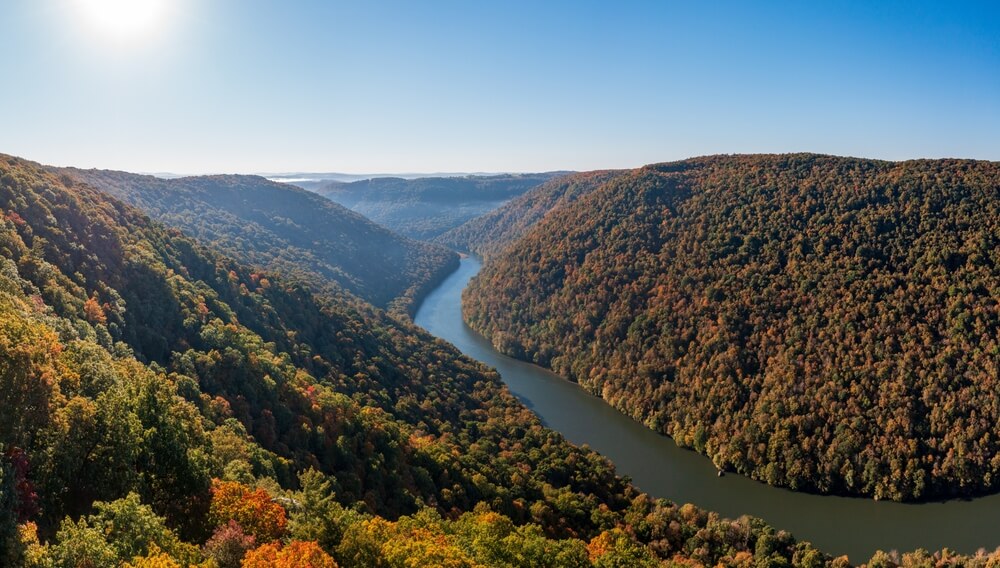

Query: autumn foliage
[242,540,338,568]
[203,520,255,568]
[56,167,458,315]
[5,151,1000,565]
[466,154,1000,501]
[208,480,287,543]
[82,296,107,324]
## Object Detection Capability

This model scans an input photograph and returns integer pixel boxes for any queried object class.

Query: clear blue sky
[1,0,997,174]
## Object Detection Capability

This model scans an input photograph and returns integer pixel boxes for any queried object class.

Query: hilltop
[465,153,1000,501]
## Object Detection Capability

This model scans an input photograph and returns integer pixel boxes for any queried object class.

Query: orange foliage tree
[208,480,287,542]
[82,296,107,324]
[242,541,337,568]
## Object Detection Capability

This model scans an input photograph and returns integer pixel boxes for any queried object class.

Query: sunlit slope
[55,167,456,315]
[0,153,833,566]
[465,153,1000,501]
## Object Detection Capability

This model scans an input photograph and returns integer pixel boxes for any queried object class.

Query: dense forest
[437,170,623,258]
[313,174,560,240]
[53,168,455,315]
[465,154,1000,502]
[0,154,851,566]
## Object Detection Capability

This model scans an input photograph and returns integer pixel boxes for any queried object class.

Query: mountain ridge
[50,165,456,315]
[464,152,1000,502]
[436,170,625,258]
[311,173,561,240]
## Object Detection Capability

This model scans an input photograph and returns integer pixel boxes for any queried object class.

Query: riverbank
[414,256,1000,561]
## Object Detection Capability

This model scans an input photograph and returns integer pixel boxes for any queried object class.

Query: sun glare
[73,0,169,42]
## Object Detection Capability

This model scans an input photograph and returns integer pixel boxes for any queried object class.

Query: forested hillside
[313,174,559,240]
[465,154,1000,502]
[0,154,845,566]
[437,171,622,258]
[53,168,455,315]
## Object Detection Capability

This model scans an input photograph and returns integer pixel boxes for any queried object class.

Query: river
[413,256,1000,561]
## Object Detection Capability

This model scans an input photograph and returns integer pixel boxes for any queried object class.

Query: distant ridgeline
[437,170,625,258]
[53,167,457,316]
[310,173,562,240]
[0,154,847,566]
[465,153,1000,502]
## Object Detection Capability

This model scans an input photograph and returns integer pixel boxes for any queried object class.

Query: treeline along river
[414,257,1000,561]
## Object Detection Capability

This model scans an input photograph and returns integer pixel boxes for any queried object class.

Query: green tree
[50,493,198,567]
[288,469,354,553]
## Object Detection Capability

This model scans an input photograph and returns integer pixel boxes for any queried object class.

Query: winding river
[414,256,1000,561]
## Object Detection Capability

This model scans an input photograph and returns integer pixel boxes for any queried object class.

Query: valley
[0,154,832,566]
[4,1,998,565]
[306,174,562,240]
[4,151,1000,566]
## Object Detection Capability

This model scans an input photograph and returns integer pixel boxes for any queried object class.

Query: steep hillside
[465,154,1000,502]
[53,168,456,315]
[0,154,838,566]
[313,174,559,240]
[437,171,623,258]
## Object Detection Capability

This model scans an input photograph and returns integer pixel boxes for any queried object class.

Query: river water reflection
[414,257,1000,561]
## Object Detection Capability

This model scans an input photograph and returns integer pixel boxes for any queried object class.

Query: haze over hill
[310,174,562,240]
[465,153,1000,502]
[52,167,456,315]
[438,170,624,258]
[267,172,537,186]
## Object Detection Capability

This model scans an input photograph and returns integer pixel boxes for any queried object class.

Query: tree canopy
[0,154,840,565]
[53,167,456,316]
[465,154,1000,502]
[3,152,997,565]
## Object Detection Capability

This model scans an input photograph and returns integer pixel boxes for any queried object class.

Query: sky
[0,0,997,174]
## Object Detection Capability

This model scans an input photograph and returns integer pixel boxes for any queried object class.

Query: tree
[125,544,181,568]
[83,297,106,325]
[0,308,62,450]
[49,493,198,567]
[587,529,659,568]
[242,541,338,568]
[202,521,254,568]
[288,469,352,553]
[50,516,118,568]
[208,480,287,543]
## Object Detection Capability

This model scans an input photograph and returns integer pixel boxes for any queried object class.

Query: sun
[73,0,170,42]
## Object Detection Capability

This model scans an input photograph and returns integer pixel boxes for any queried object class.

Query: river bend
[414,256,1000,561]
